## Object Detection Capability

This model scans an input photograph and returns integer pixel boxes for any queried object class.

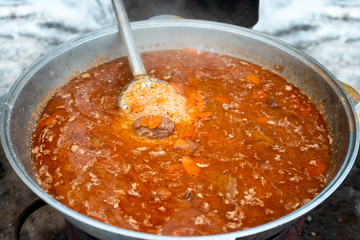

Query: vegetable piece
[182,48,201,56]
[192,157,209,168]
[81,73,90,78]
[247,127,274,146]
[181,156,200,177]
[195,111,213,118]
[247,73,262,85]
[140,115,149,127]
[306,160,326,176]
[173,139,191,150]
[214,173,238,199]
[153,186,173,201]
[214,96,230,104]
[257,117,274,124]
[156,98,165,104]
[131,103,144,113]
[148,115,162,129]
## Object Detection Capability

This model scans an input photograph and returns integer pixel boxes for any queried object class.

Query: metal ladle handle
[111,0,147,77]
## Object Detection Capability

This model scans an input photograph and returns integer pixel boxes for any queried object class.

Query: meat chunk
[133,116,175,139]
[267,98,279,108]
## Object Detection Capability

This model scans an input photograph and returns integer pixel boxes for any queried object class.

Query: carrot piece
[257,117,273,124]
[148,115,162,129]
[140,116,149,127]
[131,103,144,113]
[182,48,201,56]
[156,98,165,104]
[247,73,262,85]
[173,139,191,150]
[214,96,230,104]
[181,128,196,139]
[181,156,200,177]
[195,111,213,118]
[306,160,326,176]
[43,116,56,126]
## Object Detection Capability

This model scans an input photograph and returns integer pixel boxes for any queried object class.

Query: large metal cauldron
[0,20,359,240]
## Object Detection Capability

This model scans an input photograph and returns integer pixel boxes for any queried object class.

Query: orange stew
[31,50,332,236]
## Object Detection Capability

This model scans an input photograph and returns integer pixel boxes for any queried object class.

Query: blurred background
[0,0,359,239]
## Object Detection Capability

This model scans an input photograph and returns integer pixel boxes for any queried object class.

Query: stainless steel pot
[0,19,359,240]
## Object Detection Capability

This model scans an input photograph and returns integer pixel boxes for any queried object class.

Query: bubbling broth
[31,50,332,236]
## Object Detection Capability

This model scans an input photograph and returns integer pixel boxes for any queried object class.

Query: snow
[0,0,114,94]
[255,0,360,116]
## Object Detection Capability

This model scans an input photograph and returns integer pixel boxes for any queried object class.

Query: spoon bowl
[111,0,172,110]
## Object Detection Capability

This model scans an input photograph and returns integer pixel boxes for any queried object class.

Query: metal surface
[0,20,359,240]
[112,0,171,110]
[112,0,147,77]
[0,92,10,119]
[65,217,304,240]
[338,81,360,106]
[13,199,47,240]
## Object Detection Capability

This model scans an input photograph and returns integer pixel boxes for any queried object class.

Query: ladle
[111,0,170,109]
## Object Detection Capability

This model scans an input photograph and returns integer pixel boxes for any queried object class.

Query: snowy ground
[255,0,360,115]
[0,0,114,94]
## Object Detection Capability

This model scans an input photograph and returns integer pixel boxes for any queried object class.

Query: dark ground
[0,144,359,240]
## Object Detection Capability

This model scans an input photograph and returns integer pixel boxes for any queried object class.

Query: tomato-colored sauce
[31,50,332,236]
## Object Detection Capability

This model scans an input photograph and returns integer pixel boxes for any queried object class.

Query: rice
[121,76,195,123]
